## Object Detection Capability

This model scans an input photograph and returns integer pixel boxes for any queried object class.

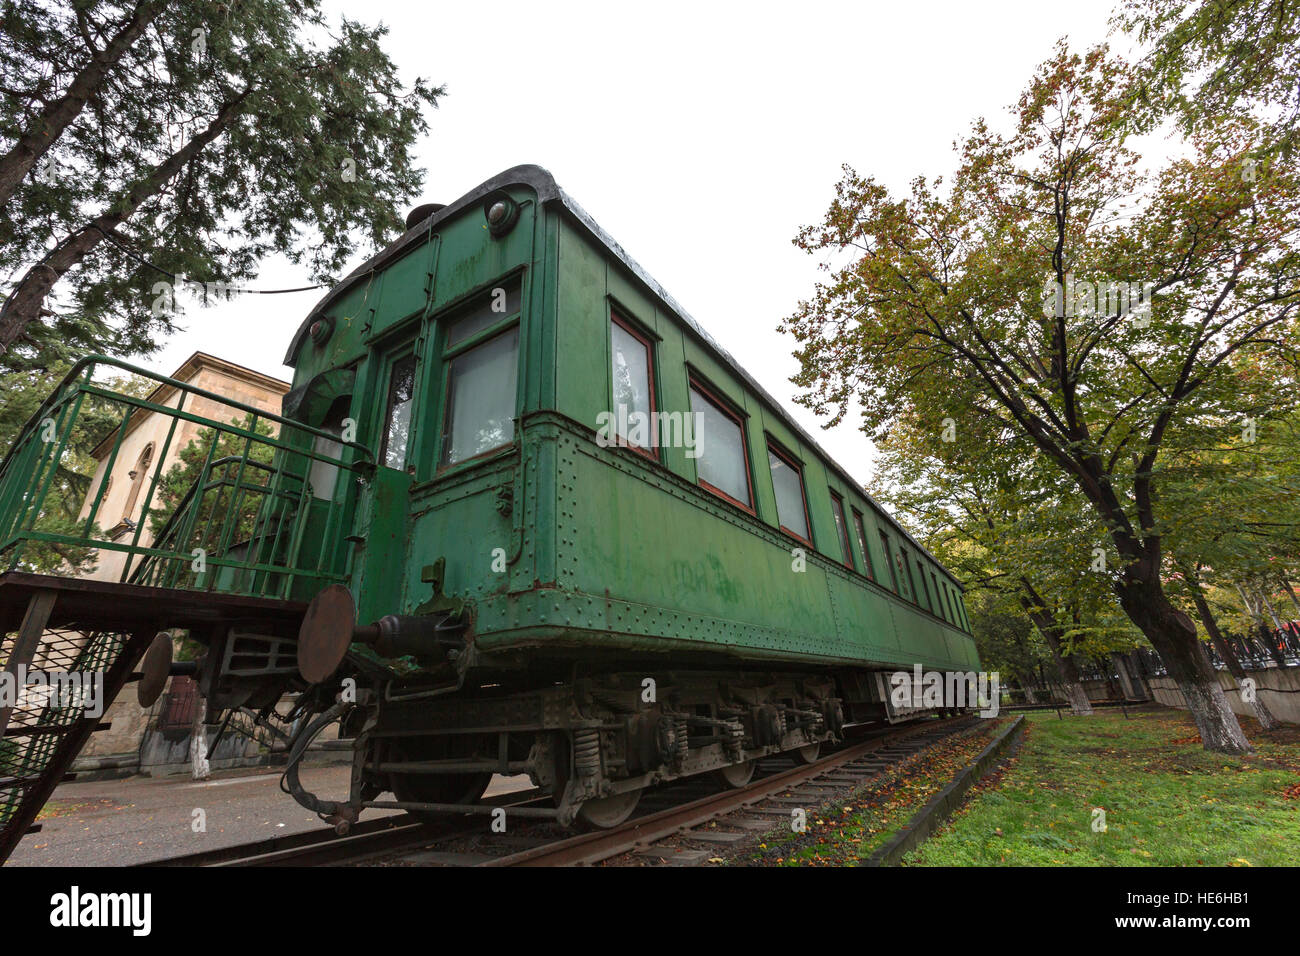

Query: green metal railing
[0,355,373,602]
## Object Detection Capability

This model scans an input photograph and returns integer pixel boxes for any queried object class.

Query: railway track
[144,714,980,867]
[140,787,548,867]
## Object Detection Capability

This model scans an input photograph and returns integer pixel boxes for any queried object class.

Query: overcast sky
[139,0,1138,487]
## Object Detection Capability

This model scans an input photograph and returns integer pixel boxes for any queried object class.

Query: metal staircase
[0,588,152,861]
[0,355,375,862]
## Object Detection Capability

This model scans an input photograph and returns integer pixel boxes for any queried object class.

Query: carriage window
[447,280,522,346]
[611,316,656,453]
[902,550,921,606]
[852,509,874,580]
[931,572,946,620]
[919,564,935,611]
[441,327,519,466]
[309,397,350,499]
[830,491,853,568]
[380,355,416,470]
[767,445,809,543]
[689,382,751,510]
[880,530,902,595]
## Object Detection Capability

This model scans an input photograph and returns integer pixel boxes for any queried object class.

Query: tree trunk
[1018,588,1093,716]
[0,1,161,207]
[0,90,247,354]
[1184,570,1281,731]
[1117,574,1251,754]
[1281,578,1300,617]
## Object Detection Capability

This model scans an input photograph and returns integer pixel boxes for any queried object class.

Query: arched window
[121,443,155,522]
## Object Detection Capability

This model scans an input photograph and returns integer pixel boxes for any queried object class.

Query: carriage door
[354,343,420,623]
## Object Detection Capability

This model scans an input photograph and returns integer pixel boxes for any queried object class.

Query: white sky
[138,0,1136,486]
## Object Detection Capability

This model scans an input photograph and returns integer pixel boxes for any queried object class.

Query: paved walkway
[7,765,534,866]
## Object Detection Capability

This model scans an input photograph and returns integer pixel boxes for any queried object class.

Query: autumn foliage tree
[784,44,1300,753]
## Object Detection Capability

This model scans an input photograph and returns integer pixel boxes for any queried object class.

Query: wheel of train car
[712,758,756,789]
[788,742,821,765]
[388,737,491,820]
[575,788,641,829]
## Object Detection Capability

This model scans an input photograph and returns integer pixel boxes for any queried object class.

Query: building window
[121,442,155,521]
[380,355,416,470]
[688,381,752,511]
[852,509,874,580]
[767,442,810,544]
[441,326,519,466]
[829,491,853,569]
[610,314,657,456]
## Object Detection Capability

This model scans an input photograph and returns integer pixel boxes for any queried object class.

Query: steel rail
[142,788,546,867]
[481,716,975,867]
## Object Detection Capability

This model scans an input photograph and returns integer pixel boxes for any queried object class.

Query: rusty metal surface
[0,572,308,636]
[135,632,174,708]
[296,584,356,684]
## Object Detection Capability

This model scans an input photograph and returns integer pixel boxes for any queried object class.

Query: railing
[0,355,373,602]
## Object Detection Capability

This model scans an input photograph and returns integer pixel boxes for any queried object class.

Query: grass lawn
[907,708,1300,866]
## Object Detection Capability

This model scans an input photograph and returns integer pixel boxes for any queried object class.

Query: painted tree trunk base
[1246,696,1281,733]
[1063,682,1093,716]
[190,699,211,781]
[1179,678,1253,754]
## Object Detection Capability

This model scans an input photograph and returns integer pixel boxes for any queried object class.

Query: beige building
[77,352,290,585]
[74,353,290,763]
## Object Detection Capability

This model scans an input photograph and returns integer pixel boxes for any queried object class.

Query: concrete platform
[6,766,535,867]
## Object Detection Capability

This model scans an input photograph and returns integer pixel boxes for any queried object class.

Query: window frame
[930,571,947,621]
[918,561,935,612]
[436,323,521,471]
[879,530,901,594]
[765,438,812,547]
[432,276,526,474]
[687,375,755,514]
[901,549,922,607]
[609,311,660,462]
[829,490,855,570]
[851,508,875,580]
[378,350,418,472]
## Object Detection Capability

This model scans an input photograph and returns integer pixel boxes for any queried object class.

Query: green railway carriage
[0,165,978,833]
